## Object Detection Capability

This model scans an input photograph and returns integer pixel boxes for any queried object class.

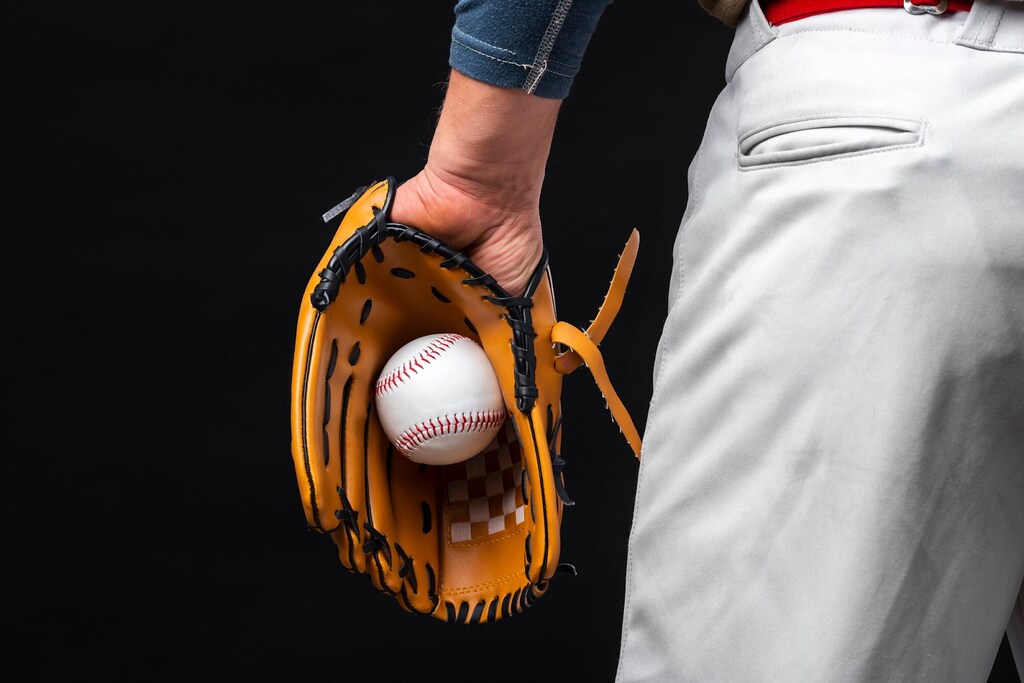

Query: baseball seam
[375,333,466,397]
[396,411,506,456]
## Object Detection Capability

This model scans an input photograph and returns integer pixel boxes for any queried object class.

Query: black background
[4,2,1018,681]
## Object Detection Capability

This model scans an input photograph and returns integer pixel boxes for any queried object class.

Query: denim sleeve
[449,0,614,99]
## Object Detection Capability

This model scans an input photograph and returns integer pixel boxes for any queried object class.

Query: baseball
[374,333,506,466]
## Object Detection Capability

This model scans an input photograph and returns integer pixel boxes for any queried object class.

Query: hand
[390,70,561,297]
[391,165,543,298]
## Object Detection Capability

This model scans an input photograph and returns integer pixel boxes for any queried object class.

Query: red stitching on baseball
[375,333,467,397]
[395,410,506,456]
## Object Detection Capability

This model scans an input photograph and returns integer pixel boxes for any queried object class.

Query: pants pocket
[737,115,925,170]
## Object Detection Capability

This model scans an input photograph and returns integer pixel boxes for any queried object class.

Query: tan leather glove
[290,177,641,623]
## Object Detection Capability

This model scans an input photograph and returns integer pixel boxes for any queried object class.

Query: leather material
[290,178,641,622]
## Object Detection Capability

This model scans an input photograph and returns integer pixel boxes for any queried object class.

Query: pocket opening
[737,115,924,169]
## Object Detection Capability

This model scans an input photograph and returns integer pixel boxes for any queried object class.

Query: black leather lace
[334,486,359,533]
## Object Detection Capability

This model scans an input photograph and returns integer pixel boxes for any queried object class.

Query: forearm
[425,70,562,210]
[434,0,613,201]
[390,1,613,296]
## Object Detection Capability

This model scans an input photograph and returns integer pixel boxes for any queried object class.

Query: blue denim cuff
[449,0,613,99]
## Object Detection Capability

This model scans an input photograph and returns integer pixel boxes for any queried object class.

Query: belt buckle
[904,0,949,14]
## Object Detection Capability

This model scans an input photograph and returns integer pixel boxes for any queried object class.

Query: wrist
[425,70,561,209]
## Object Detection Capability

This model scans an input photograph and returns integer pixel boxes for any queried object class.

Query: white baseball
[374,333,506,466]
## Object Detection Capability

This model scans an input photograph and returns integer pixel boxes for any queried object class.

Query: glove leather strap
[554,229,639,374]
[550,321,642,459]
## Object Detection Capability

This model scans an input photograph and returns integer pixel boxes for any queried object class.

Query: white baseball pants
[617,1,1024,680]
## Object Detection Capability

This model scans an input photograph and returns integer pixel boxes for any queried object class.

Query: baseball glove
[289,177,641,623]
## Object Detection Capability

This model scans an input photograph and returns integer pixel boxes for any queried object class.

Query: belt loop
[726,0,780,82]
[955,0,1024,52]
